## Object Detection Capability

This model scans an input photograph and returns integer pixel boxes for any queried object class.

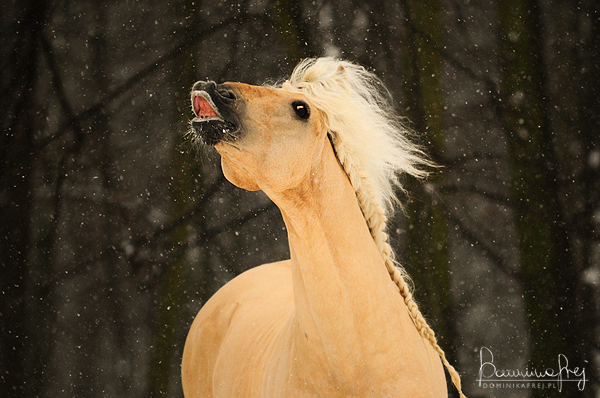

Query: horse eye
[292,101,310,120]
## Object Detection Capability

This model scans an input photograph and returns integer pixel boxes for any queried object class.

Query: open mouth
[189,89,238,146]
[191,91,223,121]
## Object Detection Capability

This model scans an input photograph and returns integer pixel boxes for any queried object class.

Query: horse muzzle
[190,81,239,146]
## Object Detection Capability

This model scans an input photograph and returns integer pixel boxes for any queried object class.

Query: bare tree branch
[35,12,257,150]
[447,211,519,280]
[442,185,511,207]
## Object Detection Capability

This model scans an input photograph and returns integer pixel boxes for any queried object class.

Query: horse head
[190,80,327,194]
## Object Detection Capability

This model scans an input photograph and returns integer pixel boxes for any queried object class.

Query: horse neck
[270,142,406,369]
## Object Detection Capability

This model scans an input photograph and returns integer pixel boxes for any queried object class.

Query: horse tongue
[193,95,219,119]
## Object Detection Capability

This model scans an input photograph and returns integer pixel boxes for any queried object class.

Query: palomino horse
[182,58,465,397]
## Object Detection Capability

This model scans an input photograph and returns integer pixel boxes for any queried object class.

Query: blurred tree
[499,0,595,396]
[273,0,318,64]
[149,3,198,395]
[577,5,600,388]
[0,1,50,397]
[397,0,458,382]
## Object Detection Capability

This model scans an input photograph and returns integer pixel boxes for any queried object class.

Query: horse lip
[191,90,224,121]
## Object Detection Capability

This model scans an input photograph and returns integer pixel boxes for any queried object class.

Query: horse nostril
[192,80,214,92]
[191,81,236,103]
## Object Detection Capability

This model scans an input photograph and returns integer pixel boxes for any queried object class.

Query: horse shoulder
[182,260,294,398]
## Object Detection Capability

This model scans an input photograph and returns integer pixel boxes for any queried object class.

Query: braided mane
[282,58,466,398]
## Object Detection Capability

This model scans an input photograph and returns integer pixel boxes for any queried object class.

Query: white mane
[281,57,430,214]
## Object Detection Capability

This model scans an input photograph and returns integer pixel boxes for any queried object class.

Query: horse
[182,58,465,398]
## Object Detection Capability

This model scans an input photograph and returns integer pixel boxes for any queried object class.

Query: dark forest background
[1,0,599,397]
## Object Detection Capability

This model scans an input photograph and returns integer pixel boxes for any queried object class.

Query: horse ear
[335,63,347,76]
